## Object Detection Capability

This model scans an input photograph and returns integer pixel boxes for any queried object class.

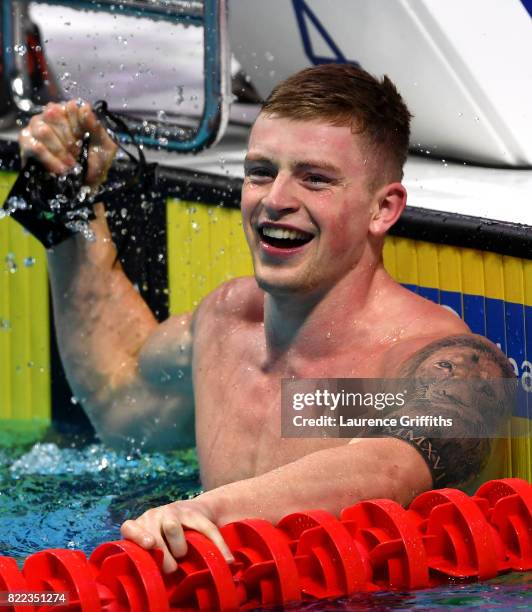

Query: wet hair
[261,63,412,183]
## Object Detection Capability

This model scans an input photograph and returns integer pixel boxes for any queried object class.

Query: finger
[158,538,179,574]
[78,102,116,150]
[178,511,234,563]
[78,102,118,187]
[64,99,85,141]
[162,519,187,560]
[42,103,78,159]
[121,518,178,574]
[120,519,155,549]
[29,118,76,168]
[19,127,70,174]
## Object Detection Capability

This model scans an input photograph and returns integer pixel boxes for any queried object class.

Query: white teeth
[262,226,309,240]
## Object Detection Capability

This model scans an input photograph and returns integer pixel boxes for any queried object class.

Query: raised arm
[19,101,194,450]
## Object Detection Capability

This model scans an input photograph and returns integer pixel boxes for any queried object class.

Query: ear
[369,182,407,237]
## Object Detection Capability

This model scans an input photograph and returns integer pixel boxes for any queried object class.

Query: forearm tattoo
[382,334,516,488]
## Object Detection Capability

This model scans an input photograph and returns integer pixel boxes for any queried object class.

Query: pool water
[0,424,530,611]
[0,423,201,564]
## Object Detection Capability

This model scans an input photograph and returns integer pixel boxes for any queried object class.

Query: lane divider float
[1,478,530,610]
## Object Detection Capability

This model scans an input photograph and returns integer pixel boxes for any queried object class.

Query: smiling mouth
[258,226,314,249]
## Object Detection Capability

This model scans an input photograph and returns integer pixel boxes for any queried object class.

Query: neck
[263,259,390,365]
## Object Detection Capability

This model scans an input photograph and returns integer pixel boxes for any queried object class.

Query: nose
[261,171,300,217]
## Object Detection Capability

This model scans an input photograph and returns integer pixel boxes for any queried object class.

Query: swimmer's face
[241,114,385,295]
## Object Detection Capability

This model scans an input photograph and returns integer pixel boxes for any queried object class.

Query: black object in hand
[2,100,157,249]
[3,133,95,248]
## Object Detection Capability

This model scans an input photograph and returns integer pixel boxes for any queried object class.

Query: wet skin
[20,103,512,573]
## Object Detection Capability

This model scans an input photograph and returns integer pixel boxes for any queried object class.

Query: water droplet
[175,85,184,106]
[23,257,35,267]
[5,252,17,274]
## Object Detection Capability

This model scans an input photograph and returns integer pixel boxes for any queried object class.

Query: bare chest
[192,326,387,489]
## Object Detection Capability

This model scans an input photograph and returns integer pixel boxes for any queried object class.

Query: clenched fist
[19,100,118,189]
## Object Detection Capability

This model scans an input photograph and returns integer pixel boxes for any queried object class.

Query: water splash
[4,196,29,215]
[0,430,200,562]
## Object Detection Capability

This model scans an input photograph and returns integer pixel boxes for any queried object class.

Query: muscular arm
[47,207,195,450]
[122,436,430,572]
[22,101,195,450]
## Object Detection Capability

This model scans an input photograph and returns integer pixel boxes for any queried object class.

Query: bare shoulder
[393,282,470,337]
[390,331,515,379]
[195,276,264,326]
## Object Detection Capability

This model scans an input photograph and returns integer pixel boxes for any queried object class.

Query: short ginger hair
[261,63,412,183]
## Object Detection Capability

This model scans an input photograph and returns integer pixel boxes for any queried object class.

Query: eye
[303,174,334,189]
[435,360,454,371]
[244,165,276,183]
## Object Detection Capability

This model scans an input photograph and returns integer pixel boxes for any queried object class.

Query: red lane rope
[1,478,530,610]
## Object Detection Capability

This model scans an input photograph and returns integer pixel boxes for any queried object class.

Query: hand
[120,496,234,574]
[19,100,118,189]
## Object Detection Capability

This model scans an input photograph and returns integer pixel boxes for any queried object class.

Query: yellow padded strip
[461,249,485,298]
[503,256,525,305]
[167,200,252,314]
[438,245,463,294]
[417,241,439,290]
[0,171,50,421]
[483,252,505,301]
[394,237,418,285]
[0,208,11,417]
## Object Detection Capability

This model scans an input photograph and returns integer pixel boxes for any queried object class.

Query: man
[19,64,513,573]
